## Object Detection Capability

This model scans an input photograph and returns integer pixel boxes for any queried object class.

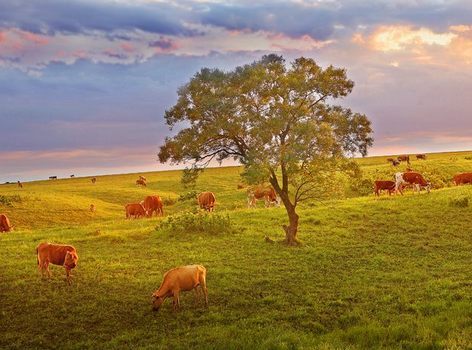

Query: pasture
[1,151,472,349]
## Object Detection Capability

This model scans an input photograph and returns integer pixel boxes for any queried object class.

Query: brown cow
[17,181,23,188]
[397,155,410,164]
[152,265,208,312]
[453,172,472,185]
[125,203,146,218]
[416,154,427,160]
[0,214,13,232]
[91,177,97,184]
[143,195,164,217]
[90,204,96,213]
[387,158,400,166]
[136,179,147,187]
[395,171,430,193]
[374,180,396,196]
[36,242,78,285]
[247,185,280,208]
[139,175,147,182]
[198,192,216,212]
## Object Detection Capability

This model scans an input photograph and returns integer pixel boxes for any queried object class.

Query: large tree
[159,55,373,245]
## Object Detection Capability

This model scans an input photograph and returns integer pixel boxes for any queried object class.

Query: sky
[1,0,472,182]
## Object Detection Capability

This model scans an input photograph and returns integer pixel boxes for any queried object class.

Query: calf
[125,203,146,218]
[36,242,78,285]
[0,214,13,232]
[198,192,216,212]
[453,172,472,186]
[247,186,280,208]
[374,180,396,196]
[152,265,208,311]
[416,154,427,160]
[136,179,147,187]
[397,155,410,164]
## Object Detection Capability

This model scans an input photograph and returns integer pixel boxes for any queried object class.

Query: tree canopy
[159,54,373,244]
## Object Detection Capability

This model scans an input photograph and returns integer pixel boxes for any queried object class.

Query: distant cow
[143,195,163,217]
[374,180,396,196]
[152,265,208,312]
[198,192,216,212]
[416,154,427,160]
[247,185,280,208]
[125,203,146,219]
[17,181,23,188]
[139,176,147,182]
[49,176,57,180]
[397,155,410,164]
[136,179,147,187]
[387,158,400,166]
[0,214,13,232]
[90,204,96,213]
[91,177,97,184]
[70,175,75,178]
[453,172,472,185]
[395,171,430,194]
[36,242,78,285]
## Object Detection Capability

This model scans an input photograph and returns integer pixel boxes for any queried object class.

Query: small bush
[449,196,469,208]
[0,195,22,207]
[350,178,373,196]
[162,197,176,206]
[156,211,234,235]
[465,156,472,161]
[178,191,198,202]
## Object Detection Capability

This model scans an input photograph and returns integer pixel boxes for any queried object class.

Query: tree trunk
[282,205,299,246]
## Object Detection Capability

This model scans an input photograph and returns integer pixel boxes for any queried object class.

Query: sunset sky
[1,0,472,182]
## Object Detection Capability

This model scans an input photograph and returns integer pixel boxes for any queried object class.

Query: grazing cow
[17,181,23,188]
[125,203,146,219]
[36,242,78,285]
[397,155,410,164]
[90,204,96,213]
[416,154,427,160]
[143,195,164,217]
[152,265,208,312]
[91,177,97,184]
[0,214,13,232]
[387,158,400,166]
[374,180,396,196]
[198,192,216,212]
[453,172,472,186]
[247,185,281,208]
[136,179,147,187]
[49,176,57,180]
[70,175,75,178]
[139,175,147,182]
[395,171,430,194]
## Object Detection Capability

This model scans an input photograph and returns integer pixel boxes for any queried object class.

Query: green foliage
[449,196,469,208]
[181,166,203,189]
[178,190,198,201]
[162,196,176,206]
[156,211,234,235]
[0,194,22,207]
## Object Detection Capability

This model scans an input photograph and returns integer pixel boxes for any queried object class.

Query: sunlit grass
[1,151,471,349]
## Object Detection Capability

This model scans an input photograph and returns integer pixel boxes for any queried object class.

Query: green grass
[1,151,472,349]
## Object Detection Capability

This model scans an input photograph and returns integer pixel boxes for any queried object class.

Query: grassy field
[1,151,472,349]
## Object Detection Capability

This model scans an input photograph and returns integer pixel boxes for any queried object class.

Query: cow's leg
[172,291,180,311]
[65,268,72,285]
[194,287,200,305]
[200,275,208,307]
[45,262,51,278]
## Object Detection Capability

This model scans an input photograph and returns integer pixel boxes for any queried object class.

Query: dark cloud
[149,38,174,49]
[0,0,196,36]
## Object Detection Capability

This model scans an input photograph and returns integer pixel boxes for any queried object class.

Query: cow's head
[151,292,164,311]
[64,251,78,269]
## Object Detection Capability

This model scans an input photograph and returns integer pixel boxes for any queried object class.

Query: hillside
[1,151,472,349]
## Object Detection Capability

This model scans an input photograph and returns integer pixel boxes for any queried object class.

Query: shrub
[449,196,469,208]
[156,211,234,235]
[0,195,22,207]
[178,191,198,202]
[350,178,374,197]
[162,197,176,206]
